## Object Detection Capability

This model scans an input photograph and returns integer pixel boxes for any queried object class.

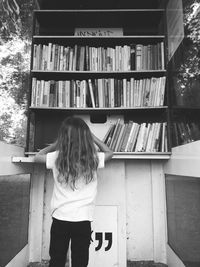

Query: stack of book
[31,77,166,108]
[32,42,165,71]
[103,119,168,152]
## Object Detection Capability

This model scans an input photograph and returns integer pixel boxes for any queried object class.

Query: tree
[172,0,200,106]
[0,0,34,146]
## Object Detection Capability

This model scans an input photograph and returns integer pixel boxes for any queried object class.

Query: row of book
[103,119,168,152]
[31,77,166,108]
[32,42,165,72]
[172,122,200,147]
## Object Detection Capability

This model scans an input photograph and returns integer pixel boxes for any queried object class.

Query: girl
[34,116,113,267]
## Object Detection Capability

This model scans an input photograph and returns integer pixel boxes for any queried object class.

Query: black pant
[49,218,91,267]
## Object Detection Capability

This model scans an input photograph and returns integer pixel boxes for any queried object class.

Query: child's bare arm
[34,142,57,163]
[92,134,113,162]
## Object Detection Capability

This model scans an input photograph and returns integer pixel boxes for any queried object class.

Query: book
[130,43,136,70]
[120,121,134,152]
[106,124,117,147]
[109,119,122,150]
[117,124,129,152]
[128,123,140,152]
[103,124,114,143]
[124,122,136,152]
[135,123,146,152]
[88,79,96,108]
[115,124,126,151]
[136,44,142,70]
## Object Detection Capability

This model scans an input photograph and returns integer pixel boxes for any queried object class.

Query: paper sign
[74,28,123,36]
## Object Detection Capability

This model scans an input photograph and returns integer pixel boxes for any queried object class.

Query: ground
[28,261,167,267]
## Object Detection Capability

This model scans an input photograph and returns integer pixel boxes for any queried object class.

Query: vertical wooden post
[29,164,46,262]
[151,161,167,264]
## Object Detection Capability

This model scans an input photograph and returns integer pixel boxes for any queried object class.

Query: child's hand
[92,133,113,162]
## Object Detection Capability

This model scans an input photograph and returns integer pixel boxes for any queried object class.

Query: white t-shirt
[46,151,105,222]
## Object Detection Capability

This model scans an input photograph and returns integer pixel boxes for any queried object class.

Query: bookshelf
[26,5,171,159]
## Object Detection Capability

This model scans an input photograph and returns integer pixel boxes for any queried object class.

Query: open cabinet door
[164,141,200,267]
[0,142,33,267]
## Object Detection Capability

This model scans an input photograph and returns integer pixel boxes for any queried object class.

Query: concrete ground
[28,261,167,267]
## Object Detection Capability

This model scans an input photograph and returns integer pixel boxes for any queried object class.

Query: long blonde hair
[55,117,99,189]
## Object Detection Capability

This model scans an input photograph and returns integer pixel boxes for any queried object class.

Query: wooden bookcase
[27,4,171,159]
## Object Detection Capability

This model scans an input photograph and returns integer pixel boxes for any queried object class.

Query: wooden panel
[151,161,167,263]
[125,160,154,261]
[164,141,200,177]
[0,174,30,267]
[5,245,29,267]
[126,160,167,263]
[167,245,186,267]
[89,206,118,267]
[166,175,200,266]
[29,164,46,262]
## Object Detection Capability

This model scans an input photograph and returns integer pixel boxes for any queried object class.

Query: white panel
[96,161,126,267]
[151,161,167,264]
[126,160,154,261]
[5,245,28,267]
[29,165,46,262]
[88,206,118,267]
[167,245,186,267]
[164,141,200,177]
[42,170,54,260]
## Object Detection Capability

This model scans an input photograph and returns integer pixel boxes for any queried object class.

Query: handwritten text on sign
[74,28,123,36]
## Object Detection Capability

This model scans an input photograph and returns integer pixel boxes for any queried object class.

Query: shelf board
[31,70,166,79]
[33,35,165,39]
[30,106,168,112]
[12,152,171,163]
[32,70,166,73]
[37,0,161,10]
[34,9,165,12]
[113,152,171,159]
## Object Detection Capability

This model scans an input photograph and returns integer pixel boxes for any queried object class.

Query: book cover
[31,78,37,106]
[120,121,134,152]
[115,124,126,151]
[112,123,123,151]
[103,124,114,143]
[106,124,117,147]
[130,43,136,70]
[117,123,129,152]
[109,119,122,150]
[135,123,146,152]
[136,44,142,70]
[88,79,96,108]
[129,123,140,152]
[124,121,135,152]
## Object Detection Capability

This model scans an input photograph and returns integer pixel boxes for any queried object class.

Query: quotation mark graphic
[95,232,113,251]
